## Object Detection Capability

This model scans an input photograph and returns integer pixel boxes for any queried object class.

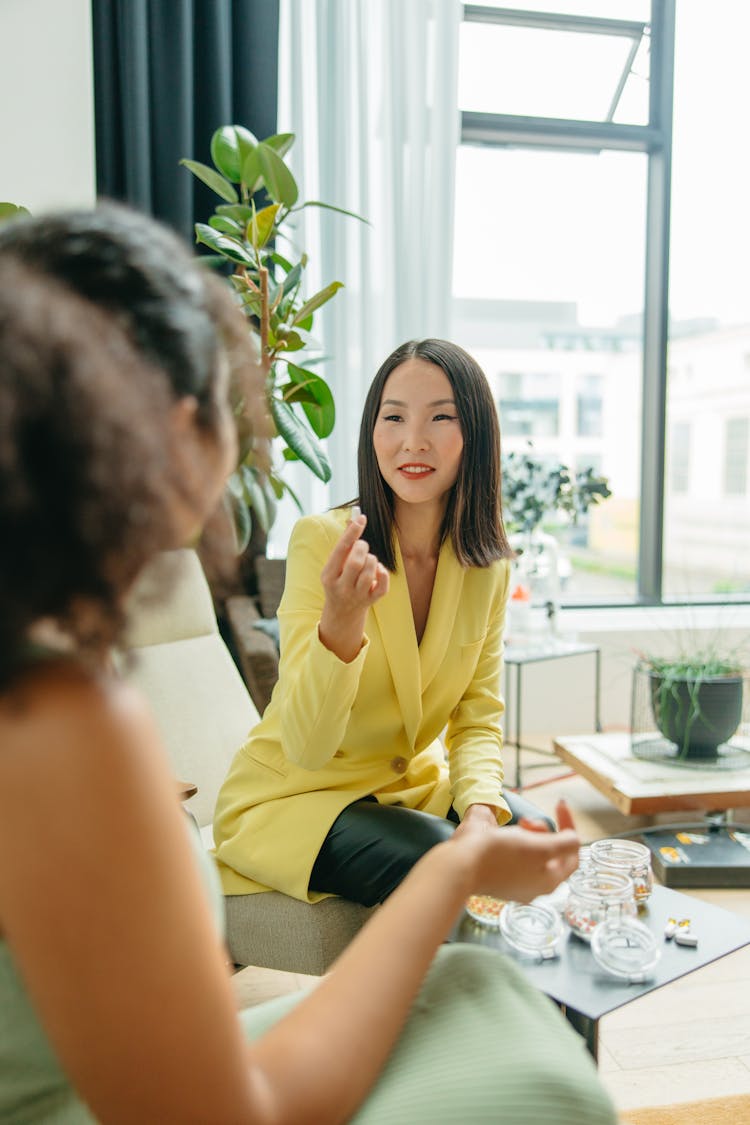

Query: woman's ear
[169,394,199,438]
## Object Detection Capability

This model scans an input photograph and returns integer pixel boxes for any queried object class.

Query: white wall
[0,0,95,212]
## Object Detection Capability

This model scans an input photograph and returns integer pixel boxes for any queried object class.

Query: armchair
[119,550,373,975]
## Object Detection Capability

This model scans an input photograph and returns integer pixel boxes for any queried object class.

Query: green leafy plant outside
[501,442,612,535]
[181,125,365,549]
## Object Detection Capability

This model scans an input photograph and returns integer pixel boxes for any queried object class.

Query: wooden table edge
[552,737,750,816]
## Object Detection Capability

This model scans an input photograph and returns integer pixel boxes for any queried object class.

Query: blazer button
[390,756,408,774]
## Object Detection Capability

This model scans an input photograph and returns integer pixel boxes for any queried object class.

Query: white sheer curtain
[269,0,461,553]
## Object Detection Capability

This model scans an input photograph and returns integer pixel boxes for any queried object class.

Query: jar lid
[465,894,505,929]
[591,838,651,868]
[566,868,635,904]
[500,901,563,960]
[590,917,661,983]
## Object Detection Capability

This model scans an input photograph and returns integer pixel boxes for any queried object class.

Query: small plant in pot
[640,649,746,760]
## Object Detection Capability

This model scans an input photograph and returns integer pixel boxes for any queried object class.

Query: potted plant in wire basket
[633,639,748,763]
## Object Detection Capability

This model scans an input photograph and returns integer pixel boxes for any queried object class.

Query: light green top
[0,816,224,1124]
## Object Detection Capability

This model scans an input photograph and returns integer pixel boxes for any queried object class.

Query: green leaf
[239,291,263,317]
[294,199,369,225]
[282,447,300,462]
[217,203,254,224]
[292,281,344,326]
[268,471,286,500]
[281,262,303,297]
[241,147,263,194]
[262,132,296,159]
[0,202,30,222]
[241,465,271,533]
[210,125,258,182]
[287,364,335,438]
[269,327,306,352]
[250,203,281,250]
[209,215,243,235]
[194,223,254,266]
[179,159,238,203]
[256,143,299,208]
[225,473,252,552]
[271,399,331,482]
[267,250,294,272]
[196,254,231,270]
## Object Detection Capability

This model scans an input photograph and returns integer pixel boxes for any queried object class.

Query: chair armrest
[225,595,280,716]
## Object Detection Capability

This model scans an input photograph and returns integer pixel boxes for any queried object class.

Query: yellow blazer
[213,510,512,902]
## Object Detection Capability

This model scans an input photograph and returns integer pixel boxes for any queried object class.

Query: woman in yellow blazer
[214,338,553,905]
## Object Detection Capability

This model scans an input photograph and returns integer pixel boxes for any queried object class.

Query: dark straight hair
[355,339,513,571]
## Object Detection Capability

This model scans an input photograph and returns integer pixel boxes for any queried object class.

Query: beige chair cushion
[225,892,374,975]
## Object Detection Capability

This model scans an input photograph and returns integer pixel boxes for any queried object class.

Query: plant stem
[259,264,270,370]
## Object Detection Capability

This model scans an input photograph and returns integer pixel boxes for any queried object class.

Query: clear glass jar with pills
[589,838,654,905]
[563,869,637,942]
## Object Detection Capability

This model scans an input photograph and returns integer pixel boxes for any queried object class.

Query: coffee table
[552,732,750,815]
[449,883,750,1059]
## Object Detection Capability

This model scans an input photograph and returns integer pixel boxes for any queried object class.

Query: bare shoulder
[0,660,159,804]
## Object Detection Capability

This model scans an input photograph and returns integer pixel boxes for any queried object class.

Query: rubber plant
[181,126,363,549]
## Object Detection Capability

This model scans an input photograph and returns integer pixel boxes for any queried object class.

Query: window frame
[460,0,676,605]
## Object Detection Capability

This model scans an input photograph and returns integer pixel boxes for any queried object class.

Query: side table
[504,639,602,789]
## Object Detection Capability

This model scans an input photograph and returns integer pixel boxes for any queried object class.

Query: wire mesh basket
[630,660,750,770]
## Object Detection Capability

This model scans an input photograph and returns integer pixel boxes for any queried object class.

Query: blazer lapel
[419,539,465,693]
[372,538,422,748]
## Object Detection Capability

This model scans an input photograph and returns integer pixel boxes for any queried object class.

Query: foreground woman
[0,206,615,1124]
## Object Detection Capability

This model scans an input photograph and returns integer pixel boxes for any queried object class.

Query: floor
[231,740,750,1117]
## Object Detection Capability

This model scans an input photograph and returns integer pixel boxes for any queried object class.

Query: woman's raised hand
[318,512,389,663]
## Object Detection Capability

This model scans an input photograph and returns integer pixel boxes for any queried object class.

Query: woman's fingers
[322,513,367,582]
[555,799,576,832]
[518,798,578,835]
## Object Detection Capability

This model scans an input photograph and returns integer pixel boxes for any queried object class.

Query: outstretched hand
[318,511,389,663]
[450,798,580,904]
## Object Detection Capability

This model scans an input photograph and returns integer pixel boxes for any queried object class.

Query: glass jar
[500,901,564,960]
[589,839,654,905]
[590,917,661,983]
[564,869,637,942]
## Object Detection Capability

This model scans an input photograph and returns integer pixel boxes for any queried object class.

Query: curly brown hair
[0,205,265,686]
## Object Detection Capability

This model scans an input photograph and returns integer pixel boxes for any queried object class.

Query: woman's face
[373,358,464,514]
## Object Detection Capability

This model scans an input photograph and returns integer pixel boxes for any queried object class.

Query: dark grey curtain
[92,0,279,241]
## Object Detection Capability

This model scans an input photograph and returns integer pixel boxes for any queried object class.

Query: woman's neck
[394,502,445,563]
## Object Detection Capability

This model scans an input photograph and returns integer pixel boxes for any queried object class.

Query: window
[576,375,604,437]
[453,2,655,604]
[669,421,690,495]
[453,1,750,607]
[724,418,749,497]
[662,3,750,599]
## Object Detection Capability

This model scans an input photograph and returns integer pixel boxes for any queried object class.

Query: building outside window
[576,375,604,437]
[724,417,749,497]
[669,421,690,495]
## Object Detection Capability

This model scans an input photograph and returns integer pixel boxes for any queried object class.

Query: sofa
[119,549,373,975]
